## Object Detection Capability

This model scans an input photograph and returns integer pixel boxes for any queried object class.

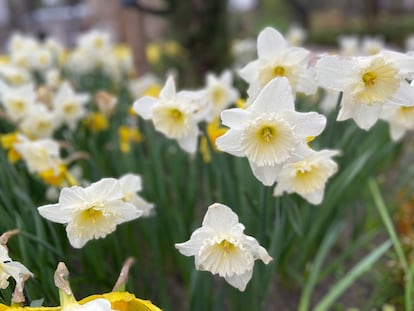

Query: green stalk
[298,222,343,311]
[314,240,391,311]
[368,179,411,311]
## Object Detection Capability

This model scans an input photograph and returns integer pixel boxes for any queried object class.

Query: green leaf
[313,240,392,311]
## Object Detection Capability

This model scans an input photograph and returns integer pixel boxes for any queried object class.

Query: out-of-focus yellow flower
[128,107,137,116]
[0,132,22,163]
[199,136,211,163]
[145,40,183,65]
[206,119,227,150]
[118,126,144,153]
[83,112,109,132]
[0,54,10,65]
[382,304,396,311]
[80,292,161,311]
[113,45,131,61]
[143,84,161,98]
[235,98,246,109]
[164,40,181,56]
[38,164,78,187]
[199,120,227,163]
[145,43,161,65]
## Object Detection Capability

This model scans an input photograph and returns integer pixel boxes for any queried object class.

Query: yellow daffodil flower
[235,98,246,109]
[0,54,10,65]
[83,112,109,132]
[206,119,227,150]
[80,292,161,311]
[38,164,77,187]
[199,136,211,163]
[143,84,161,98]
[0,132,22,163]
[118,126,143,153]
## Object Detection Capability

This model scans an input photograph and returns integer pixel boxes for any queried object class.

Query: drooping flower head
[0,243,32,292]
[216,77,326,186]
[273,148,340,205]
[175,203,272,291]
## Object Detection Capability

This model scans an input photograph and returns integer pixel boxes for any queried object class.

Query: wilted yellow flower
[118,126,144,153]
[95,91,117,117]
[83,112,109,132]
[80,292,161,311]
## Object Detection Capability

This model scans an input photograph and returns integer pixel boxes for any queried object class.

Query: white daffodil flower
[0,82,36,121]
[315,51,414,130]
[19,103,58,139]
[133,76,208,154]
[38,178,142,248]
[14,136,61,174]
[338,35,360,56]
[128,73,161,98]
[77,29,112,54]
[380,102,414,141]
[52,81,90,130]
[118,173,154,217]
[204,70,239,121]
[273,148,339,205]
[175,203,272,291]
[285,25,307,47]
[0,65,32,86]
[239,27,317,102]
[29,46,54,71]
[216,77,326,186]
[0,245,33,291]
[361,36,385,55]
[65,48,96,75]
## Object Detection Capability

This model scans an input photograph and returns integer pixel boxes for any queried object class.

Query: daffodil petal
[251,77,294,114]
[257,27,287,59]
[132,96,156,120]
[215,129,244,157]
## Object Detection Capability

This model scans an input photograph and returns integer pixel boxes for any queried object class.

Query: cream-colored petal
[132,96,156,120]
[251,77,295,114]
[257,27,287,59]
[202,203,239,231]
